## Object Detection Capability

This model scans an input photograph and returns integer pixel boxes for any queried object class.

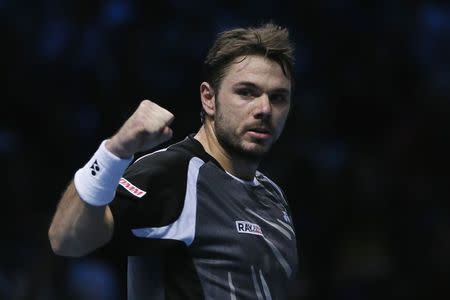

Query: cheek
[273,109,289,129]
[275,106,288,120]
[217,106,239,132]
[223,105,245,124]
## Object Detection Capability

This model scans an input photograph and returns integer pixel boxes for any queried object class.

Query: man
[49,22,298,299]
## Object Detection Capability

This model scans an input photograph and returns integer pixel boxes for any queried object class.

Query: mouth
[250,128,271,134]
[247,127,272,140]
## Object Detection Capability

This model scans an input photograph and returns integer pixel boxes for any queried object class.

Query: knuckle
[140,99,153,109]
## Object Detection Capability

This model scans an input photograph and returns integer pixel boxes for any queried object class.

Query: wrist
[105,138,133,159]
[74,140,134,206]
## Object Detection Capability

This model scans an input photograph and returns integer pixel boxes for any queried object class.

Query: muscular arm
[48,100,174,257]
[48,180,114,257]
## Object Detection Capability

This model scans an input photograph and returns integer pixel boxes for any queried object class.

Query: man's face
[213,55,291,160]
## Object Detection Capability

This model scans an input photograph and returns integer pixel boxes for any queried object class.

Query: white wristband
[74,140,133,206]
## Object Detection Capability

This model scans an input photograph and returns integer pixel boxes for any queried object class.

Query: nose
[254,94,272,120]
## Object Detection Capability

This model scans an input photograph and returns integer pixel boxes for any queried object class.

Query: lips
[247,127,272,139]
[250,127,271,134]
[248,125,272,133]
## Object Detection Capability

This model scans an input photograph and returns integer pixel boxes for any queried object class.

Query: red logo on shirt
[119,178,147,198]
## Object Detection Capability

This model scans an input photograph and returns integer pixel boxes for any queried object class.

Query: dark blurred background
[1,0,450,299]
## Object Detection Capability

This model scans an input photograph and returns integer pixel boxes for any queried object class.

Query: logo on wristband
[90,160,100,176]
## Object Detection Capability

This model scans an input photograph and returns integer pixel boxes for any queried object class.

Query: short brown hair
[203,22,295,93]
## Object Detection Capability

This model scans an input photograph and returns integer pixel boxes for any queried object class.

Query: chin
[216,130,271,160]
[239,143,271,158]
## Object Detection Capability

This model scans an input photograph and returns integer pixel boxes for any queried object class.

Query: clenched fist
[106,100,174,158]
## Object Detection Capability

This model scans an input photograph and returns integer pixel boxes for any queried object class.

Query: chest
[190,166,298,279]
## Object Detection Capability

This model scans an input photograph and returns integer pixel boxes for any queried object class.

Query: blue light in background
[0,129,19,154]
[102,0,133,27]
[38,21,70,60]
[68,259,119,300]
[423,4,450,31]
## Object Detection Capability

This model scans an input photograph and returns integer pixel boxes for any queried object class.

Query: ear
[200,82,215,118]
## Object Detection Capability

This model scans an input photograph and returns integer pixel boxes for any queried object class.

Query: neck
[194,122,259,181]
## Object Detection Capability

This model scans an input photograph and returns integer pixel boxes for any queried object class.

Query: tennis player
[49,22,299,299]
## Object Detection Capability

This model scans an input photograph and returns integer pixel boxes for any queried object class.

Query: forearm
[48,100,174,257]
[48,181,113,257]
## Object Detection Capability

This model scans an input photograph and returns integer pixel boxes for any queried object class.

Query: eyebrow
[233,81,290,95]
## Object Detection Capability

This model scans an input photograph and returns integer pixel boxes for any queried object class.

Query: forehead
[222,55,291,91]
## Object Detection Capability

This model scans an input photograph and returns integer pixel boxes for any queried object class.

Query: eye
[236,88,257,99]
[270,93,289,104]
